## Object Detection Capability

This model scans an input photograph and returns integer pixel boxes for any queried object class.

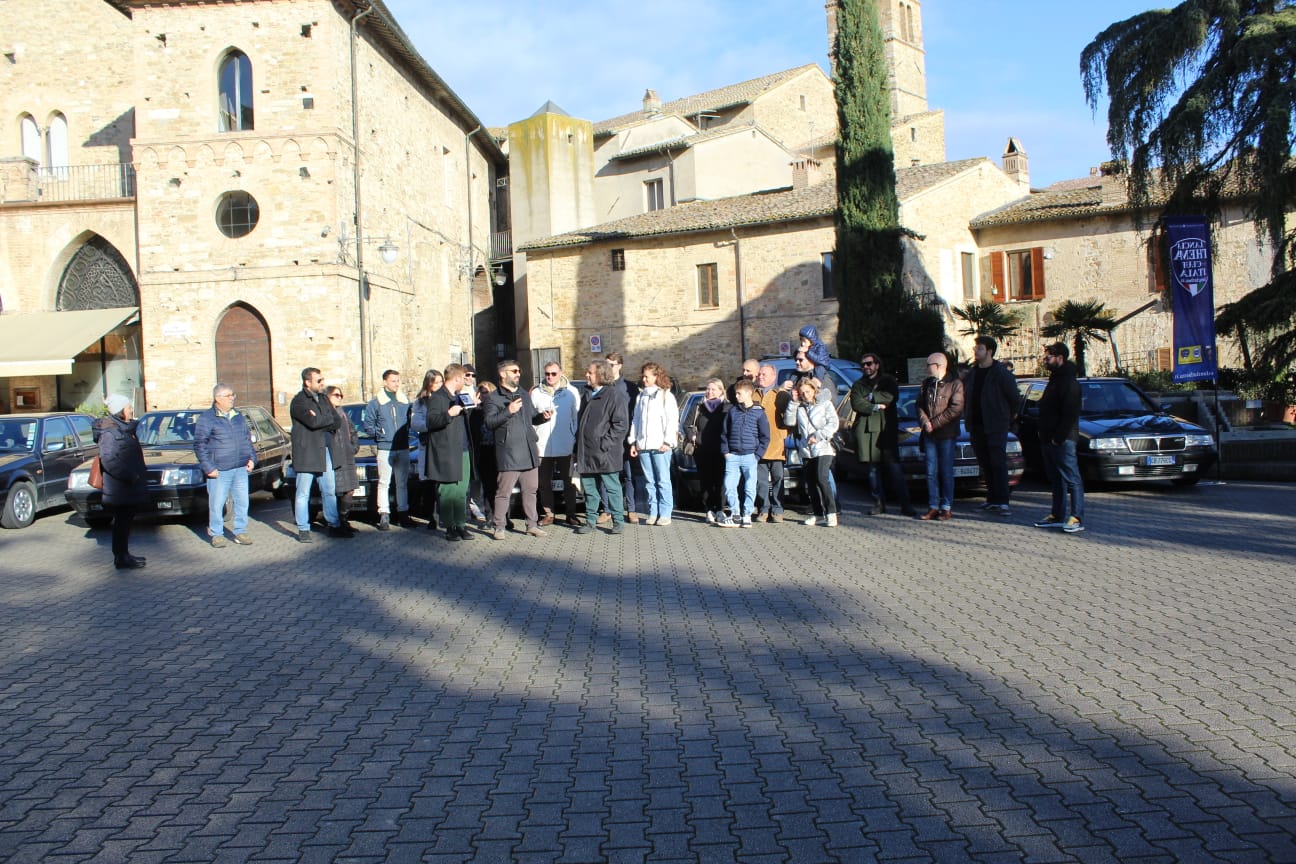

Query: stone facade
[0,0,502,416]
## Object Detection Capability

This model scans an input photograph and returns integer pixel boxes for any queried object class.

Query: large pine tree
[1081,1,1296,375]
[832,0,944,371]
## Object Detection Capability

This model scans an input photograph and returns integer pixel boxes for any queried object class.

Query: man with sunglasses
[849,353,914,517]
[531,360,581,526]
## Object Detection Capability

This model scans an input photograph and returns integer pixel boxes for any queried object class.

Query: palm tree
[950,301,1022,340]
[1042,299,1117,376]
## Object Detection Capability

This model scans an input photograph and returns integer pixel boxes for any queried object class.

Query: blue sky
[383,0,1155,188]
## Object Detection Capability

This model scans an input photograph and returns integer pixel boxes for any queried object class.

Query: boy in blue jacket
[718,380,770,528]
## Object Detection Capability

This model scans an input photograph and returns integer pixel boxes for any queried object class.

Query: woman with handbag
[326,386,360,534]
[94,394,148,569]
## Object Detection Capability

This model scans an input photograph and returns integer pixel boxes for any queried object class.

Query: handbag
[89,456,104,490]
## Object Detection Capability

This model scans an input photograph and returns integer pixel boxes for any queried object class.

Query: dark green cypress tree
[832,0,944,370]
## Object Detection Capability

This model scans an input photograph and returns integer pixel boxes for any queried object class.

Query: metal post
[350,4,375,401]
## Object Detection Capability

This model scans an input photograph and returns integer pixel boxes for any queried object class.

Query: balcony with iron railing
[490,229,512,261]
[0,161,137,205]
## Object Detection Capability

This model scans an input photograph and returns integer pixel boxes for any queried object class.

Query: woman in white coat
[785,377,840,526]
[628,362,679,525]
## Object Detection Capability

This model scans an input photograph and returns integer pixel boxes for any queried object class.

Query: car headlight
[159,467,204,486]
[1183,434,1215,447]
[1006,440,1022,454]
[68,470,92,490]
[899,446,921,461]
[1089,436,1127,452]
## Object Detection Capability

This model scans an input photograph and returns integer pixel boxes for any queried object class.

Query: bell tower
[827,0,930,119]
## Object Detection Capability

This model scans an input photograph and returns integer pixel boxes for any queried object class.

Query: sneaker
[457,526,473,541]
[803,514,819,526]
[210,534,227,548]
[740,516,752,528]
[597,512,612,525]
[826,513,838,527]
[769,512,784,523]
[1033,514,1065,529]
[297,530,313,544]
[574,525,593,535]
[377,514,391,531]
[717,516,738,528]
[526,527,548,537]
[492,528,507,541]
[230,533,253,546]
[610,523,625,535]
[445,529,461,542]
[1063,516,1085,533]
[705,510,717,525]
[657,517,671,526]
[993,505,1011,517]
[977,502,995,511]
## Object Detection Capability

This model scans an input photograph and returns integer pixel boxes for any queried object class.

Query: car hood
[0,452,36,470]
[1081,413,1206,436]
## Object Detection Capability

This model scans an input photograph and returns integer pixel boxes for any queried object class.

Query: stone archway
[56,235,139,311]
[215,304,274,416]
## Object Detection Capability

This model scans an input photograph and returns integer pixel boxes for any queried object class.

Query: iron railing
[1,163,136,204]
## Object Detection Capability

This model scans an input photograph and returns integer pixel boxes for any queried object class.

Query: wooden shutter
[1030,247,1046,299]
[1151,228,1168,294]
[989,251,1005,302]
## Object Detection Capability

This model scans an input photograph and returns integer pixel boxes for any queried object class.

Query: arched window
[20,114,41,166]
[46,112,69,175]
[218,49,254,131]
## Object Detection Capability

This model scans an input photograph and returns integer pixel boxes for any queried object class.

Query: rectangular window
[610,249,625,271]
[821,252,835,300]
[645,178,665,212]
[989,248,1046,301]
[961,251,976,301]
[697,263,719,308]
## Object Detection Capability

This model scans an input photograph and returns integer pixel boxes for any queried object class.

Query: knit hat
[105,394,132,416]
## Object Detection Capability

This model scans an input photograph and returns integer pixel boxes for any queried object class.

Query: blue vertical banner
[1165,215,1218,383]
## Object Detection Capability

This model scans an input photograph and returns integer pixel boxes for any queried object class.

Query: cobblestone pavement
[1,479,1294,863]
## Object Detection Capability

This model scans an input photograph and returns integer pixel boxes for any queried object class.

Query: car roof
[0,412,90,420]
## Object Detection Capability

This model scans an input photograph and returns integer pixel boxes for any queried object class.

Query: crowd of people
[88,328,1086,566]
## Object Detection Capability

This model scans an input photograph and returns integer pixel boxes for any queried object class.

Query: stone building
[0,0,506,417]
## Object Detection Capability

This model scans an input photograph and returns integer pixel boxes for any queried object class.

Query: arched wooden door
[215,304,274,417]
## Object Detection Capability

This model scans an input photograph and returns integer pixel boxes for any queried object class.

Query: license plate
[1146,455,1176,466]
[953,465,980,477]
[353,487,367,497]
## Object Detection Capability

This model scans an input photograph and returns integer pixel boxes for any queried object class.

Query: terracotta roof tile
[593,65,821,136]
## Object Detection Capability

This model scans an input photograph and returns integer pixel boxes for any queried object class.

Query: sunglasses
[544,372,560,377]
[330,393,344,399]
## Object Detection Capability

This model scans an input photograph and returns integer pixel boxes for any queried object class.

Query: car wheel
[1171,475,1201,487]
[1,481,37,529]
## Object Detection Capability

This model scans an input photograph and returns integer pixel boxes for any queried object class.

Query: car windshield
[136,411,202,446]
[896,386,920,420]
[341,403,368,440]
[1080,381,1158,415]
[0,420,37,452]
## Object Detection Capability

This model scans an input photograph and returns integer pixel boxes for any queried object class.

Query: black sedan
[67,405,291,526]
[0,412,99,529]
[1016,377,1217,485]
[832,385,1025,489]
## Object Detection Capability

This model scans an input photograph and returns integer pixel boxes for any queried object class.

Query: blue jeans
[1042,439,1085,521]
[723,452,758,517]
[207,466,249,538]
[637,449,674,520]
[924,436,955,511]
[294,449,339,531]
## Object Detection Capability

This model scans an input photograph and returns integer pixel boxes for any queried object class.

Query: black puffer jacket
[94,415,149,506]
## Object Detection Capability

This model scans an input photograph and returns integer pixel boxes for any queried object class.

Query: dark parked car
[0,412,99,528]
[67,405,291,526]
[1015,377,1217,485]
[832,385,1025,489]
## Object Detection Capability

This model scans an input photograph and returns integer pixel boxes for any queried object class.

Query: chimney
[1099,160,1127,204]
[643,89,661,115]
[1002,137,1029,188]
[791,158,823,190]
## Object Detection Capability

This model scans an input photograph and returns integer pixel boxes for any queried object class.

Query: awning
[0,307,139,377]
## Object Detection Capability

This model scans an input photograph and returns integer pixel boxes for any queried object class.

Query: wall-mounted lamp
[377,240,399,264]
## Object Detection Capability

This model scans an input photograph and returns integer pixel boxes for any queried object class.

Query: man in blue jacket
[194,383,256,547]
[363,369,413,530]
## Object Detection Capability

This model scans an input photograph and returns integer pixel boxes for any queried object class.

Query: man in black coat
[1033,343,1086,533]
[573,359,630,535]
[483,359,551,540]
[964,335,1020,516]
[290,366,345,541]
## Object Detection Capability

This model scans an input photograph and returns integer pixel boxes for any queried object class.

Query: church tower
[827,0,929,119]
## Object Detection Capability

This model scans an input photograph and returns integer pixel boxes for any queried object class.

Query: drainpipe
[465,125,482,366]
[731,228,747,359]
[350,3,375,400]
